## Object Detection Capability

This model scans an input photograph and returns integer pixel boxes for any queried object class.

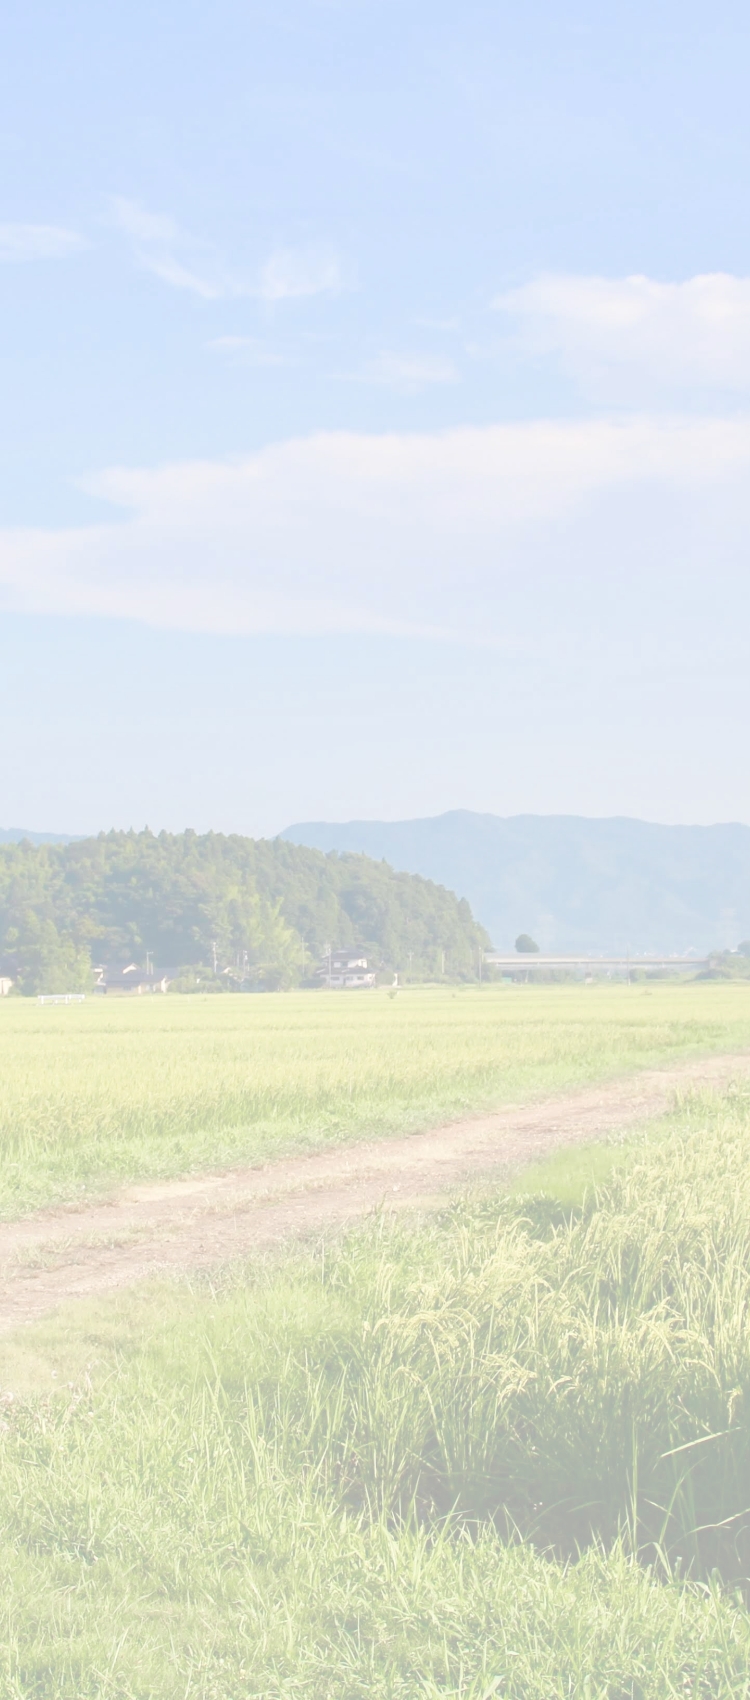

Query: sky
[2,0,750,835]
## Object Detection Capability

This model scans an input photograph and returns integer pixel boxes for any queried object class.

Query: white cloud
[357,352,459,392]
[109,201,178,245]
[0,224,85,261]
[2,416,750,654]
[109,196,235,299]
[493,272,750,399]
[258,247,345,301]
[110,200,347,304]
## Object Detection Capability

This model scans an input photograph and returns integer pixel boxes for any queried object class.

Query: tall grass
[0,983,749,1214]
[2,1090,750,1692]
[180,1086,750,1582]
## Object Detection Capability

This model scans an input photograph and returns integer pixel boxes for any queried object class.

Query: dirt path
[0,1050,747,1333]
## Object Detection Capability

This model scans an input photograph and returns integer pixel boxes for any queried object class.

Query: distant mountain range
[282,812,750,954]
[0,828,79,845]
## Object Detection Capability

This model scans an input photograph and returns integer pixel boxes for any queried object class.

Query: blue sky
[2,0,750,834]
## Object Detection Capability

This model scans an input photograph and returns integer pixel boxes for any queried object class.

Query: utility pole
[212,939,218,976]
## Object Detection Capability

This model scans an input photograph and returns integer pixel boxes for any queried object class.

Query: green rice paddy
[2,986,750,1693]
[1,982,749,1215]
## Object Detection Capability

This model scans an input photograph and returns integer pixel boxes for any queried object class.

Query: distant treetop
[515,933,540,953]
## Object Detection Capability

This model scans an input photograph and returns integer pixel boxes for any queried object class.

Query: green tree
[10,915,92,996]
[515,933,540,953]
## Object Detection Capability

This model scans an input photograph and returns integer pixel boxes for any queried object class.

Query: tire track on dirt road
[0,1049,748,1331]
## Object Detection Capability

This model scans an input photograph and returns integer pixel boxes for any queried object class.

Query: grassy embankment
[1,983,750,1216]
[2,1088,750,1694]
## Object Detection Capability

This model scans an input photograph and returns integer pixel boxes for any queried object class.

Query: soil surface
[1,1050,748,1332]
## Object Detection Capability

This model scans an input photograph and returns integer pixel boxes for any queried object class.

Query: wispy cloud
[356,352,459,392]
[109,201,177,245]
[0,224,86,261]
[109,196,235,299]
[258,247,346,301]
[110,199,348,305]
[493,272,750,400]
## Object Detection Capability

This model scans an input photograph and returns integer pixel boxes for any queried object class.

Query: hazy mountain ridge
[282,812,750,953]
[0,829,80,845]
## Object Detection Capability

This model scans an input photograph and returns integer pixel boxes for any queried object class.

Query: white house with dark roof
[316,949,377,989]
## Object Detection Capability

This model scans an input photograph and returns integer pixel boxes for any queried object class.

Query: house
[93,963,173,994]
[315,948,378,989]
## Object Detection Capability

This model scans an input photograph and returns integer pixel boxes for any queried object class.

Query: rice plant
[2,1089,750,1691]
[0,982,748,1215]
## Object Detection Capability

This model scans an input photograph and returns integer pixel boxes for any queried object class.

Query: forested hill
[284,811,750,954]
[0,830,488,995]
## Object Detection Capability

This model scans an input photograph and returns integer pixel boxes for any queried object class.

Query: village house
[316,949,378,989]
[93,963,173,994]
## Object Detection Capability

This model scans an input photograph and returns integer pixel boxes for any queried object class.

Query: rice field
[3,1087,750,1695]
[1,982,750,1216]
